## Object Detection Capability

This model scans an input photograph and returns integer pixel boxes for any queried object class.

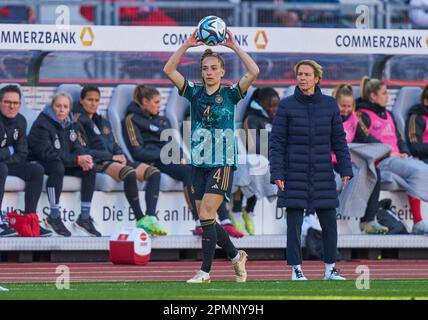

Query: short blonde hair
[51,92,73,108]
[294,60,323,84]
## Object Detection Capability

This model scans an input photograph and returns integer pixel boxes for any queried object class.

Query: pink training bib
[331,113,358,164]
[343,113,358,144]
[422,115,428,144]
[359,108,400,153]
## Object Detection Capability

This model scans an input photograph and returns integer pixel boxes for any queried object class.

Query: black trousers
[360,167,381,223]
[0,162,44,213]
[38,160,96,204]
[286,207,338,265]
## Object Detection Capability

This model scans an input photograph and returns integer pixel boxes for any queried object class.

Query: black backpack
[305,227,343,261]
[376,199,409,235]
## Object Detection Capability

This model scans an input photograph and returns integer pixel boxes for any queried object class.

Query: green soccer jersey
[179,80,245,168]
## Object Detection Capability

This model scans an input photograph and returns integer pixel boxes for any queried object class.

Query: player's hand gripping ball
[196,16,227,46]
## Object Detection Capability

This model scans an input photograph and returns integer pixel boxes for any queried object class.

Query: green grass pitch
[1,280,428,300]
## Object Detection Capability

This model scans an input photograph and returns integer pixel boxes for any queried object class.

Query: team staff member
[0,85,52,237]
[28,93,99,237]
[73,85,165,236]
[164,29,258,283]
[406,85,428,164]
[270,60,352,281]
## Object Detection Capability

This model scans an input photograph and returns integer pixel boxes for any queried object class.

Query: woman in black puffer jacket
[28,93,98,237]
[269,60,352,281]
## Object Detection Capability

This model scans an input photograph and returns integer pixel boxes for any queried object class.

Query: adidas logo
[381,124,394,136]
[211,184,219,189]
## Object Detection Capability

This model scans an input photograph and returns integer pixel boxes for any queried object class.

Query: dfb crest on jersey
[69,129,77,142]
[54,138,61,149]
[149,124,159,132]
[103,126,111,135]
[93,125,101,135]
[215,95,224,104]
[13,129,19,141]
[1,133,6,147]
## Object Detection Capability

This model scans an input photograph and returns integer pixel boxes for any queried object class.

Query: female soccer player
[356,77,428,234]
[333,84,388,234]
[163,29,259,283]
[231,87,280,235]
[124,85,243,238]
[74,86,165,236]
[406,85,428,164]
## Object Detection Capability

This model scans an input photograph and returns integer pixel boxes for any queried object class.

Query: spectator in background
[356,77,428,235]
[28,93,98,237]
[406,85,428,163]
[231,87,280,235]
[272,0,301,27]
[409,0,428,29]
[80,0,177,26]
[270,0,340,27]
[0,57,28,79]
[0,5,35,24]
[0,85,52,237]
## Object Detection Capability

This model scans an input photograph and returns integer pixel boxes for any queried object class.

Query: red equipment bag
[7,212,40,237]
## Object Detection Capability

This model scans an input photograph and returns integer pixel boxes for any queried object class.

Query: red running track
[0,260,427,283]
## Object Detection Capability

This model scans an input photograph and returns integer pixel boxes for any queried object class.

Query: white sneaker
[186,270,211,283]
[324,267,346,280]
[412,221,428,235]
[232,250,248,282]
[0,285,9,292]
[291,267,308,280]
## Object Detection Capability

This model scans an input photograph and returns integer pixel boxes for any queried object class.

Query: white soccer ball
[197,16,227,46]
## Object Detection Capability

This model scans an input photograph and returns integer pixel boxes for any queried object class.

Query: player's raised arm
[220,29,260,94]
[163,30,203,92]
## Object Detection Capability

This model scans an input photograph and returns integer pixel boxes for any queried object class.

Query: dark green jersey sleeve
[228,83,246,105]
[179,80,202,102]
